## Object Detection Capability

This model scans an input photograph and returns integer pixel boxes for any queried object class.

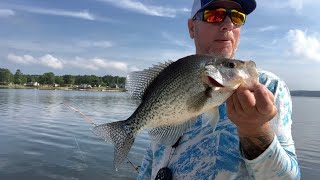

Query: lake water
[0,89,318,179]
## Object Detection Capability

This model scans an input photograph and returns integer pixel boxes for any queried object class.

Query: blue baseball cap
[191,0,256,18]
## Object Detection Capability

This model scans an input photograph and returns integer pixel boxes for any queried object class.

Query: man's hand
[226,83,277,160]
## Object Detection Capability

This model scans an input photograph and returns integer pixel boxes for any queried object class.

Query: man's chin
[206,50,234,58]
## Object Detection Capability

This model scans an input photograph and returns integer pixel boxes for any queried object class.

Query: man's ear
[188,19,195,39]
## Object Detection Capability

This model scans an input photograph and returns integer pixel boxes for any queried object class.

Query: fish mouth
[207,76,224,87]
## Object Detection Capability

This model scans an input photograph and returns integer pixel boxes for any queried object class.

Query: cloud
[39,54,63,69]
[258,25,278,32]
[93,58,128,71]
[97,0,189,17]
[77,40,113,48]
[7,53,135,73]
[1,4,104,21]
[7,53,36,64]
[7,53,64,69]
[22,7,96,20]
[0,9,15,17]
[68,57,129,72]
[287,29,320,62]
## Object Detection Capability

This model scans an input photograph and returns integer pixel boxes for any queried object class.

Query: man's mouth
[207,76,224,87]
[215,39,231,42]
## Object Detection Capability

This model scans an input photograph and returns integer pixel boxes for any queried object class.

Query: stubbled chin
[207,48,234,58]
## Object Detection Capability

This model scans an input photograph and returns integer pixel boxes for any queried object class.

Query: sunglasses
[193,7,246,26]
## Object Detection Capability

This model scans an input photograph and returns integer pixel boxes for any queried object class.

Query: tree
[62,75,75,85]
[0,68,13,84]
[102,75,114,85]
[54,76,64,85]
[40,72,55,85]
[90,75,101,86]
[14,69,26,84]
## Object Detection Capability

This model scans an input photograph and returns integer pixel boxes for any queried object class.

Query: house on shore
[26,82,40,87]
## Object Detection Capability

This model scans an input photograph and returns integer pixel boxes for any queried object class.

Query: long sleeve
[137,145,153,180]
[242,75,301,179]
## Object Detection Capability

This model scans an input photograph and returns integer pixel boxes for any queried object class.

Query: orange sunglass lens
[204,9,226,23]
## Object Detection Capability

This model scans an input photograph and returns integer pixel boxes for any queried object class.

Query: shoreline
[0,85,126,92]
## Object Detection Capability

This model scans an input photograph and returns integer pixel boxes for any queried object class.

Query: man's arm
[227,77,300,179]
[239,123,274,160]
[226,83,277,159]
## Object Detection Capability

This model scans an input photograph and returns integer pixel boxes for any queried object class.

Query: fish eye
[223,62,236,68]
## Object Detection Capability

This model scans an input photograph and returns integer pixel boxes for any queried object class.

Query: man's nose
[219,16,234,31]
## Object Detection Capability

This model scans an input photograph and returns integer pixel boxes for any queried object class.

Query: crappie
[93,54,258,169]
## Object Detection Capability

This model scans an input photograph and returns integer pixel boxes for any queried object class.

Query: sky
[0,0,320,90]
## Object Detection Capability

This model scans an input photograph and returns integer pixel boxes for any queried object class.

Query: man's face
[188,1,242,58]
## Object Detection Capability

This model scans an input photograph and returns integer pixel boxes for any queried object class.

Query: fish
[92,54,258,170]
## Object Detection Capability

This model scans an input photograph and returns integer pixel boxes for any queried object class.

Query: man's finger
[232,91,244,114]
[237,86,256,114]
[226,95,236,117]
[255,85,275,115]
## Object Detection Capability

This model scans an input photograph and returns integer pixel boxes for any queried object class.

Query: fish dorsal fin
[148,118,196,146]
[125,60,174,99]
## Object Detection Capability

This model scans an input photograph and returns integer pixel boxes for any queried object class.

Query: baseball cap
[191,0,256,18]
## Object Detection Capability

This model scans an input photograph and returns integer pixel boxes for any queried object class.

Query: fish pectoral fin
[186,88,212,112]
[202,107,220,131]
[148,118,196,146]
[93,120,135,170]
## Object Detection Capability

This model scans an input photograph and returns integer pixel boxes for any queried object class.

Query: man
[137,0,300,179]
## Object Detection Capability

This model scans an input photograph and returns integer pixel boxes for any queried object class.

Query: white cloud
[7,53,134,73]
[0,9,15,17]
[2,4,102,21]
[7,53,36,64]
[92,58,128,71]
[287,29,320,62]
[77,41,113,48]
[68,57,129,72]
[22,7,96,20]
[40,54,64,69]
[129,66,140,72]
[258,25,278,32]
[7,53,64,69]
[97,0,189,17]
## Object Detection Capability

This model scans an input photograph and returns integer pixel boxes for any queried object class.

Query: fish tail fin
[93,120,135,170]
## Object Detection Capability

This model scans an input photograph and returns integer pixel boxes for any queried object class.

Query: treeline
[290,90,320,97]
[0,67,126,87]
